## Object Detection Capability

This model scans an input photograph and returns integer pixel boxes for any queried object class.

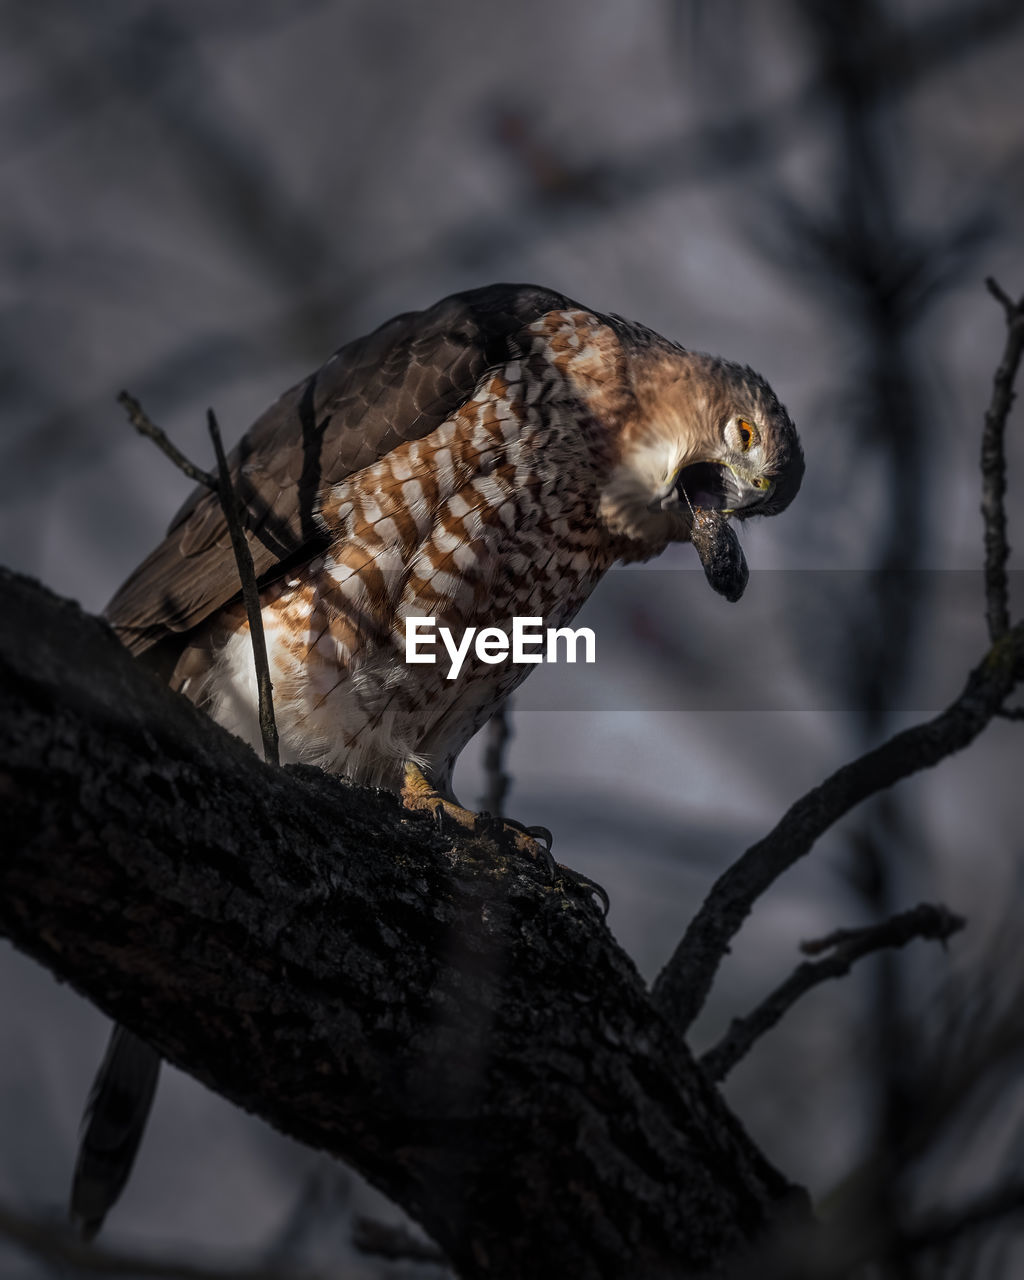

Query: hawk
[72,283,804,1236]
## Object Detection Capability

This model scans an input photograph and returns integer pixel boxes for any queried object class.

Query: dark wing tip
[70,1027,161,1239]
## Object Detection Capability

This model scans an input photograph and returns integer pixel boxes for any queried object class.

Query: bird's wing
[106,283,577,655]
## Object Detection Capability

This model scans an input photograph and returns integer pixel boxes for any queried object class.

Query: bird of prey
[71,282,804,1237]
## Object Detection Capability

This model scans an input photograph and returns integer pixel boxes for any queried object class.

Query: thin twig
[481,701,513,818]
[699,904,964,1083]
[980,278,1024,641]
[207,409,279,767]
[986,276,1017,318]
[117,392,279,767]
[118,391,217,489]
[798,904,962,955]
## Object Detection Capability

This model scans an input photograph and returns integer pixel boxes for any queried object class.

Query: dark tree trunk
[0,568,806,1278]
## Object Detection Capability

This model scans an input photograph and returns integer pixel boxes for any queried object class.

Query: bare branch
[981,278,1024,641]
[652,622,1024,1033]
[700,904,965,1083]
[986,275,1018,318]
[798,903,962,956]
[118,391,218,489]
[116,392,279,767]
[480,702,513,818]
[207,408,279,767]
[653,282,1024,1035]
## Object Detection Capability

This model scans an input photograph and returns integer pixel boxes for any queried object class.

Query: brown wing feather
[106,283,577,656]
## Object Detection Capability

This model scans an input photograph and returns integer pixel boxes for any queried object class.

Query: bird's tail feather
[70,1024,161,1239]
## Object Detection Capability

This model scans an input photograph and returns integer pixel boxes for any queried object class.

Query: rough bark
[0,567,805,1279]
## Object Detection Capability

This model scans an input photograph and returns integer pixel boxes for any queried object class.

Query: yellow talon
[401,761,477,832]
[401,761,551,861]
[400,764,608,913]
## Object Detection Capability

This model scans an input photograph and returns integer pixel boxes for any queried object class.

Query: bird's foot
[481,814,557,877]
[401,764,609,915]
[490,817,609,916]
[400,761,477,833]
[547,858,610,917]
[401,763,543,858]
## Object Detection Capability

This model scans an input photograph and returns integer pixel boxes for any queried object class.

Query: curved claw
[533,841,559,884]
[499,818,557,881]
[524,825,553,853]
[480,816,607,913]
[400,766,607,914]
[557,866,610,918]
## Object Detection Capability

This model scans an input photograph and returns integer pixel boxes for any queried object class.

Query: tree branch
[651,624,1023,1033]
[118,391,217,489]
[700,904,965,1083]
[206,407,279,767]
[0,567,804,1280]
[980,278,1024,641]
[480,702,513,818]
[117,392,280,766]
[653,280,1024,1034]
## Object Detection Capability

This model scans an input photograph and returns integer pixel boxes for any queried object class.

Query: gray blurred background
[2,1,1023,1275]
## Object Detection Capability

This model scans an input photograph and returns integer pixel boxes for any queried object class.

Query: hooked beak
[671,460,772,515]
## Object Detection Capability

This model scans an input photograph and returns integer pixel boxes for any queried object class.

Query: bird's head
[598,342,804,557]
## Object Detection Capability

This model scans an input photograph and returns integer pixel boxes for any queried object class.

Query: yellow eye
[737,419,754,451]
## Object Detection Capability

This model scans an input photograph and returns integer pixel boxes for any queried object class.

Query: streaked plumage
[107,284,803,793]
[74,283,803,1238]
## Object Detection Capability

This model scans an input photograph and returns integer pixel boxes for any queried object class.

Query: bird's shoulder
[105,283,587,654]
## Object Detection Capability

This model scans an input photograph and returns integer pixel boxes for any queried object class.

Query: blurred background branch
[700,902,965,1084]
